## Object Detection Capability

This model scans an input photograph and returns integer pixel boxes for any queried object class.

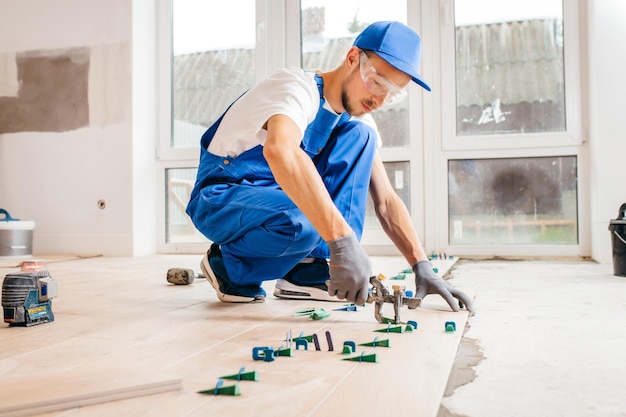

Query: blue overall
[186,74,378,287]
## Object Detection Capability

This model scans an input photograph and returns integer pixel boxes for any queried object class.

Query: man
[186,21,474,313]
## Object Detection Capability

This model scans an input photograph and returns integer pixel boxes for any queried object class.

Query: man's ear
[346,46,360,69]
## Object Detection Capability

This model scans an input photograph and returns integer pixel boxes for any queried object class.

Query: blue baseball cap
[353,21,431,92]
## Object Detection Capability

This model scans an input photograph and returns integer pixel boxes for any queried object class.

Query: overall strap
[314,73,325,99]
[301,74,350,157]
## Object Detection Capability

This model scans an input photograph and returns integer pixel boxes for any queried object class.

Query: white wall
[587,0,626,264]
[0,0,157,256]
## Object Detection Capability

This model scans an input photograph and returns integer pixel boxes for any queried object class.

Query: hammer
[166,268,205,285]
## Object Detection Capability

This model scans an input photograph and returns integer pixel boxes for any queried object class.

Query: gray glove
[326,234,372,305]
[412,261,474,313]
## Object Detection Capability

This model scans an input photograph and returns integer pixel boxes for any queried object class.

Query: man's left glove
[326,234,372,306]
[412,260,474,313]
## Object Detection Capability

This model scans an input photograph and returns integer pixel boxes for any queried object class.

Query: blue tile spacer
[295,338,308,350]
[264,348,275,361]
[407,320,418,330]
[252,346,274,361]
[343,340,356,353]
[445,321,457,332]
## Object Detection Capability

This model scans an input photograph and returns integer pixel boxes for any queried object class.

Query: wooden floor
[0,255,470,417]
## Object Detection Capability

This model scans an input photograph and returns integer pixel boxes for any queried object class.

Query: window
[171,0,256,148]
[439,0,585,254]
[454,1,565,136]
[158,1,585,257]
[162,0,257,246]
[165,167,205,244]
[448,156,578,245]
[300,0,415,235]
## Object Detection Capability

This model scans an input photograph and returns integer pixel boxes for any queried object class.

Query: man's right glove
[326,233,372,305]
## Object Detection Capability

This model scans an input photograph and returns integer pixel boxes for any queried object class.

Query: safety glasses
[359,50,408,105]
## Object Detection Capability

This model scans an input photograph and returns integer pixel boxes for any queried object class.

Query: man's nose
[370,93,387,109]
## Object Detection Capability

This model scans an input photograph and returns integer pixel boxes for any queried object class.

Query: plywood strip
[0,369,182,417]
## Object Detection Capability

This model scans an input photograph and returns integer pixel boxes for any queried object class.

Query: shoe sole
[200,254,265,303]
[273,279,342,302]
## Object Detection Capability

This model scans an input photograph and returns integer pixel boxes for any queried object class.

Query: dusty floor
[437,259,626,417]
[2,255,624,416]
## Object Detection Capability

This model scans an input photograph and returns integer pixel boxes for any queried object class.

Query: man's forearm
[376,194,428,265]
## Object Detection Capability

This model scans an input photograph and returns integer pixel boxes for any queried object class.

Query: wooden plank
[309,305,467,417]
[159,300,469,417]
[42,304,468,417]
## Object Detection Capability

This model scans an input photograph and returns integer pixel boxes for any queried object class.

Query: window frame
[156,0,277,253]
[155,0,589,258]
[433,0,590,258]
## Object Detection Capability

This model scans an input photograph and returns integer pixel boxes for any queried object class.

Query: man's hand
[412,261,474,313]
[326,234,372,305]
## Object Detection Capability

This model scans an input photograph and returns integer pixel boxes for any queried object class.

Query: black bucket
[608,203,626,277]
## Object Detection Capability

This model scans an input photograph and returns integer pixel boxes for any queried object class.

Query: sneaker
[200,244,266,303]
[273,258,341,302]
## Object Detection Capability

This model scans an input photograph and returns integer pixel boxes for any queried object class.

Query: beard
[340,84,353,114]
[341,81,375,116]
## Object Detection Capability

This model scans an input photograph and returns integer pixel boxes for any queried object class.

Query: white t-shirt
[207,67,380,157]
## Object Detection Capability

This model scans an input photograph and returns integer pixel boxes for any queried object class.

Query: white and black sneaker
[273,279,341,301]
[273,258,341,302]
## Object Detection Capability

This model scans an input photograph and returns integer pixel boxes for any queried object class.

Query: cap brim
[411,75,431,92]
[376,50,431,92]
